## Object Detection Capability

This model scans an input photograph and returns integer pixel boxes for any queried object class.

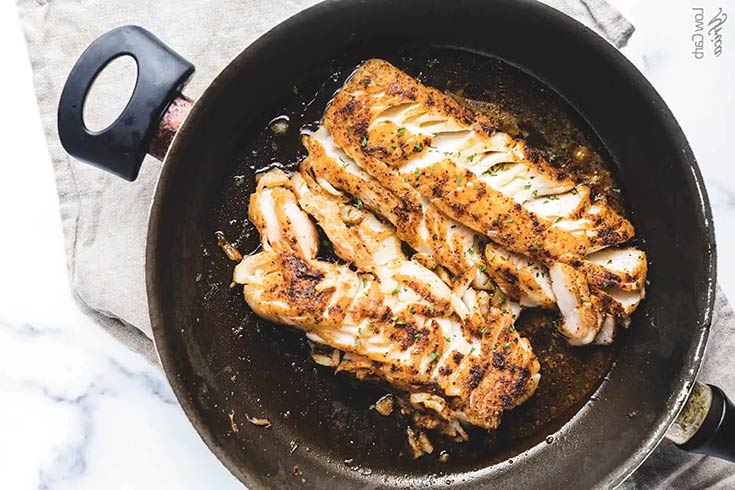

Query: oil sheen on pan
[191,47,642,472]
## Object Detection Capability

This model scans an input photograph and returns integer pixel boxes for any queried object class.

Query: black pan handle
[58,26,194,181]
[668,383,735,462]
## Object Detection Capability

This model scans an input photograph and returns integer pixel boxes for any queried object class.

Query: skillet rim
[145,0,717,488]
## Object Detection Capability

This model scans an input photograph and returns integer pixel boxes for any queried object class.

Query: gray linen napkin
[16,0,732,487]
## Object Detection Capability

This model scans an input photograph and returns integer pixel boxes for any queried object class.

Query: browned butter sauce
[197,47,624,470]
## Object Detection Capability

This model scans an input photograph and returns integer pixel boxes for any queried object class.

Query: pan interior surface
[148,1,715,489]
[194,45,622,472]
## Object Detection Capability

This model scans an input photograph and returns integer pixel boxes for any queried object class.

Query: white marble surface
[0,0,733,488]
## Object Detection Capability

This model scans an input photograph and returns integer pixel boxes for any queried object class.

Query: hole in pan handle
[57,25,195,181]
[666,383,735,462]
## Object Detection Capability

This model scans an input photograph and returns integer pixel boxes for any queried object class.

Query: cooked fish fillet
[579,247,648,291]
[304,129,586,320]
[234,169,540,430]
[324,58,634,264]
[484,242,556,308]
[304,127,492,289]
[321,59,647,344]
[304,127,564,306]
[590,287,645,345]
[482,237,644,338]
[293,164,483,330]
[547,261,645,345]
[291,171,404,272]
[593,315,618,346]
[548,262,604,345]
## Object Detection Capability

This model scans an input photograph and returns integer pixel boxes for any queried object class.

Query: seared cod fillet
[304,127,554,307]
[324,59,633,263]
[304,127,492,291]
[321,59,647,345]
[233,169,540,430]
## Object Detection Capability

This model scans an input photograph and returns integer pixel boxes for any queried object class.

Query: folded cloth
[20,0,733,488]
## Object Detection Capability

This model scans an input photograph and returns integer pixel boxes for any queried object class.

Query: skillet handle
[58,25,194,181]
[667,383,735,462]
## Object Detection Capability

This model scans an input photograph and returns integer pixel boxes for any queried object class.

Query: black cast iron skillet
[57,0,735,488]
